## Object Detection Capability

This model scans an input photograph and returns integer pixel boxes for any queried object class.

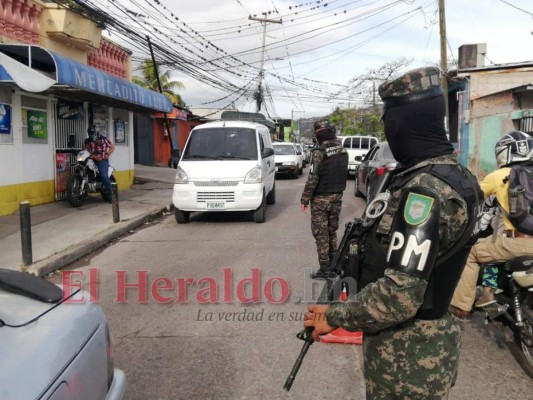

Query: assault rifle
[283,164,400,392]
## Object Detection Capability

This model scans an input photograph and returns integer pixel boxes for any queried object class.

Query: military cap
[378,66,443,109]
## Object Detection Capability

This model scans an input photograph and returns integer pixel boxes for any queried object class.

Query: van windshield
[182,128,258,160]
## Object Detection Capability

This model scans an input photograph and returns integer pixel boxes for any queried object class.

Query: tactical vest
[358,162,482,320]
[314,142,348,194]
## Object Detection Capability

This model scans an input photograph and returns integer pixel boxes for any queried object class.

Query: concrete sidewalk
[0,165,177,276]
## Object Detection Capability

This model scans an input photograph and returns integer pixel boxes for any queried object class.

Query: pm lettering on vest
[386,190,441,281]
[387,231,432,272]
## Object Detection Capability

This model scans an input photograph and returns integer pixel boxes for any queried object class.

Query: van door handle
[267,161,270,167]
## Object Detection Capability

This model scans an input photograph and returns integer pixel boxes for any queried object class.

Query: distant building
[456,43,533,176]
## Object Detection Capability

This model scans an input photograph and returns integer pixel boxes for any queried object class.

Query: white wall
[0,90,54,186]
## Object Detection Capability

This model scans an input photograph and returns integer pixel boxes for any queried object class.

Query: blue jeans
[96,159,112,202]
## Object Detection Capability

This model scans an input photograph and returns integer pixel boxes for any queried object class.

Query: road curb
[28,204,173,277]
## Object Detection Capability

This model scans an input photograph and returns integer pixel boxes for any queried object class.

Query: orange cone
[319,286,363,345]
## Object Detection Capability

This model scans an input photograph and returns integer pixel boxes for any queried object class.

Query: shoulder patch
[404,192,434,225]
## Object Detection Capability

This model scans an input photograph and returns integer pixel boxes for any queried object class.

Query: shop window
[0,87,13,144]
[22,96,48,144]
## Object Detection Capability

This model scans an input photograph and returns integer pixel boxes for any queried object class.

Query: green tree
[328,106,383,139]
[132,59,186,106]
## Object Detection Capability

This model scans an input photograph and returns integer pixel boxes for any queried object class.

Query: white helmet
[494,130,533,168]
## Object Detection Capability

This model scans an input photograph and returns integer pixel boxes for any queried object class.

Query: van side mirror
[67,134,76,148]
[262,147,274,158]
[172,148,181,159]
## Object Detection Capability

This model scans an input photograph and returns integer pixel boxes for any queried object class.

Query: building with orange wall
[152,108,203,167]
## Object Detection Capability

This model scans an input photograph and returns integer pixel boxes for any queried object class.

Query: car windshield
[182,128,258,160]
[273,145,295,155]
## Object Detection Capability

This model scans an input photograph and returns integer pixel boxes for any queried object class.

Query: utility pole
[147,35,174,158]
[438,0,449,134]
[248,15,282,113]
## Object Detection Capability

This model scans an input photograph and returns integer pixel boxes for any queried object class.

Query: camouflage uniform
[326,154,468,399]
[301,141,345,265]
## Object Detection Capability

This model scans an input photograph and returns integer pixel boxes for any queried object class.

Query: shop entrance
[53,100,86,200]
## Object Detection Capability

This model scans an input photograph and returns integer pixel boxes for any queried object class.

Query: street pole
[147,36,174,159]
[438,0,449,135]
[248,15,282,113]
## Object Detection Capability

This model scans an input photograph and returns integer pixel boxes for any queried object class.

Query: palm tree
[132,59,186,106]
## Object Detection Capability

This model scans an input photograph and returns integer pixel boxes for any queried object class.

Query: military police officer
[300,120,349,279]
[303,67,483,399]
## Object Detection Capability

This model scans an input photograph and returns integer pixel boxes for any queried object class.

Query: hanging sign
[57,101,83,120]
[27,110,48,139]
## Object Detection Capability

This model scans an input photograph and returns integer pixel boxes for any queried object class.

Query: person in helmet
[300,119,348,279]
[83,125,115,203]
[450,130,533,318]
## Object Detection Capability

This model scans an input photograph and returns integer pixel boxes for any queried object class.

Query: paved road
[50,173,533,399]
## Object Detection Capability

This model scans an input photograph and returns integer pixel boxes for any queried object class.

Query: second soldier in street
[300,120,349,279]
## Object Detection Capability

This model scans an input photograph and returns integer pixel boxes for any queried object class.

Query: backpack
[505,163,533,234]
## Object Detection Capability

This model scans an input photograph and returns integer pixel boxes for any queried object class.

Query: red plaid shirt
[84,135,113,160]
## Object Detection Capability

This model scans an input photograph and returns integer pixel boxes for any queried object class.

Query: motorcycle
[66,150,115,207]
[479,255,533,379]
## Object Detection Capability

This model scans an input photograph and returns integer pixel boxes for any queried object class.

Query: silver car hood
[0,286,105,399]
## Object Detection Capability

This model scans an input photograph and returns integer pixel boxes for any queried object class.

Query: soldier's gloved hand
[304,304,335,341]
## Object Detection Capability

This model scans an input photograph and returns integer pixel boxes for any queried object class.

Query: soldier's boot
[311,259,337,280]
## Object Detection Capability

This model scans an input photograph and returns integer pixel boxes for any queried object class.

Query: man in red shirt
[83,125,115,203]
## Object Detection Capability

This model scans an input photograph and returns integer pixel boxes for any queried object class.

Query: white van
[339,135,379,175]
[172,120,276,223]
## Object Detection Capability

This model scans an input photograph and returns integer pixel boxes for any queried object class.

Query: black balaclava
[315,128,336,144]
[383,94,453,168]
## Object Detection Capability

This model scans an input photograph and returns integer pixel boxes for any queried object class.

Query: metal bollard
[111,182,120,223]
[19,201,33,266]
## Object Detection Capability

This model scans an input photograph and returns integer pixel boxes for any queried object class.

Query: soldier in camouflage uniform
[303,67,483,399]
[301,120,349,279]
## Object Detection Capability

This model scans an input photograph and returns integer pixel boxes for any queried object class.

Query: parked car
[354,142,401,199]
[303,144,314,164]
[339,135,379,176]
[273,142,304,178]
[295,144,307,165]
[0,269,126,400]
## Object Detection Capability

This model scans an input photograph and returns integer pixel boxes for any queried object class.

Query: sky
[97,0,533,119]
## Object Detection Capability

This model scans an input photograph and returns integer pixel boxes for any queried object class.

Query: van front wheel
[253,194,266,223]
[174,208,190,224]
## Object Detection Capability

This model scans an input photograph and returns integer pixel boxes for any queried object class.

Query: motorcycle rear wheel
[67,175,84,208]
[515,293,533,379]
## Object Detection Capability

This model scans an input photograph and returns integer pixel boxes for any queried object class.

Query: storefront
[0,44,172,215]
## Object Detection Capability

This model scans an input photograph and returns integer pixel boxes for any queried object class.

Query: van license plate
[206,201,225,210]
